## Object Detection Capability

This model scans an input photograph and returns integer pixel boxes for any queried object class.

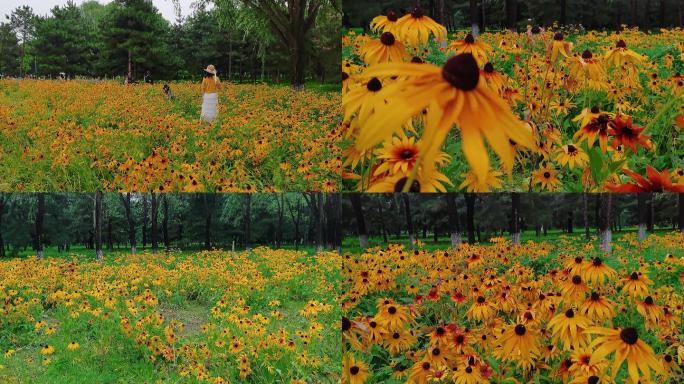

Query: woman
[200,65,221,123]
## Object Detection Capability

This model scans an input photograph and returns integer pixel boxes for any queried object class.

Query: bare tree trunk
[637,193,648,241]
[599,194,612,253]
[127,49,132,79]
[560,0,567,25]
[647,193,655,231]
[119,193,136,254]
[446,194,461,247]
[350,194,369,248]
[142,194,148,248]
[465,193,476,243]
[202,194,214,249]
[470,0,480,36]
[511,193,521,245]
[0,196,5,258]
[95,191,103,261]
[162,195,169,251]
[402,194,415,247]
[107,217,113,252]
[378,200,388,244]
[679,193,684,233]
[505,0,517,30]
[316,193,324,252]
[244,194,252,250]
[583,193,590,239]
[35,193,45,259]
[151,193,158,253]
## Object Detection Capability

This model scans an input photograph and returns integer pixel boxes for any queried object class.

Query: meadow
[0,80,342,192]
[341,232,684,383]
[342,21,684,193]
[0,248,341,383]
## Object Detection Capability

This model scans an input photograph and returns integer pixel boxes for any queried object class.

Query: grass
[0,248,341,383]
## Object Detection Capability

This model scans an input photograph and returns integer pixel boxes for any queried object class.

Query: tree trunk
[560,0,567,25]
[95,191,103,261]
[583,193,590,239]
[679,193,684,233]
[35,193,45,259]
[660,0,667,26]
[446,193,461,247]
[151,193,158,253]
[505,0,516,30]
[202,194,214,249]
[107,218,113,252]
[470,0,480,36]
[637,193,648,241]
[511,193,521,244]
[127,49,132,79]
[438,0,446,25]
[378,200,388,244]
[0,197,5,258]
[631,0,639,26]
[244,194,252,250]
[647,193,655,231]
[566,210,573,233]
[402,194,415,246]
[599,194,612,253]
[142,194,148,248]
[315,193,324,252]
[465,193,476,243]
[162,195,169,250]
[276,195,285,247]
[119,193,136,254]
[291,36,306,90]
[349,194,369,249]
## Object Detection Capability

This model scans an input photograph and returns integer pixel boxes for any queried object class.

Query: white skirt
[201,93,218,122]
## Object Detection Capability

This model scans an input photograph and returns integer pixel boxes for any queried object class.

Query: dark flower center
[442,54,480,91]
[342,316,351,331]
[465,366,473,373]
[630,272,639,280]
[554,32,563,41]
[616,40,626,48]
[582,49,593,59]
[477,296,485,304]
[591,292,600,301]
[411,6,424,18]
[342,72,349,81]
[367,77,382,92]
[543,171,551,178]
[394,177,421,192]
[620,328,639,345]
[591,106,600,113]
[422,361,431,370]
[465,33,475,44]
[575,256,583,263]
[455,334,465,343]
[350,366,360,375]
[572,275,582,284]
[483,62,494,73]
[567,145,577,153]
[432,347,441,356]
[565,308,575,318]
[644,296,654,305]
[380,32,396,46]
[392,332,400,339]
[436,327,445,335]
[592,258,602,266]
[515,324,526,336]
[620,126,634,137]
[388,306,397,314]
[400,149,415,160]
[664,354,672,362]
[531,25,541,34]
[588,375,599,384]
[411,56,424,63]
[387,10,398,22]
[369,321,377,328]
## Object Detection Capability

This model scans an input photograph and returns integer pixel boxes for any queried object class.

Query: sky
[1,0,196,23]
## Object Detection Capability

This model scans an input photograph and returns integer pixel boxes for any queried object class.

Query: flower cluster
[342,233,684,383]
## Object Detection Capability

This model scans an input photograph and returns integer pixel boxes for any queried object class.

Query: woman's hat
[204,65,217,75]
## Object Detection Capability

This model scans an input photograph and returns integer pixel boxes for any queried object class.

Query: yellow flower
[554,143,589,169]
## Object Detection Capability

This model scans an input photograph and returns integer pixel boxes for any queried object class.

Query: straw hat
[204,65,217,75]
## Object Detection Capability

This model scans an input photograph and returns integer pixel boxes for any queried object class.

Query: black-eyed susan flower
[532,165,561,191]
[343,353,369,384]
[586,327,663,383]
[370,10,400,35]
[395,6,447,46]
[555,143,589,169]
[361,32,410,65]
[450,33,493,66]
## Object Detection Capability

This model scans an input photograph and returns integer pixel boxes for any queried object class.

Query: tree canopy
[0,0,340,86]
[343,0,684,31]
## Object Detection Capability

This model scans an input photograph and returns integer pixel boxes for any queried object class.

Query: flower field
[0,80,342,192]
[342,12,684,192]
[0,248,341,383]
[341,232,684,383]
